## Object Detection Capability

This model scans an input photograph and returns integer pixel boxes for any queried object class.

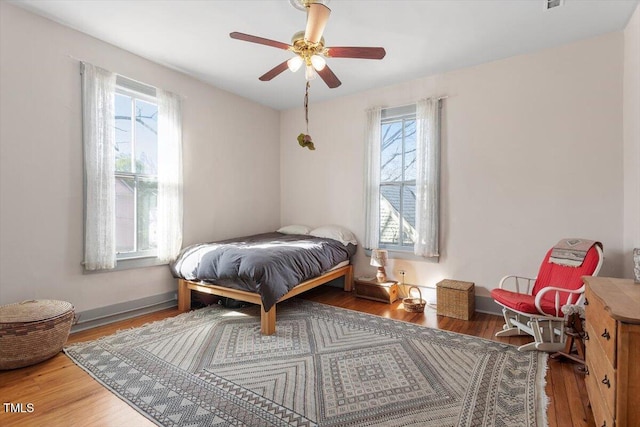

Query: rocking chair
[490,241,603,352]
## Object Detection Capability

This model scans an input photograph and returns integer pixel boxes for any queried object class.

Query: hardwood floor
[0,286,595,426]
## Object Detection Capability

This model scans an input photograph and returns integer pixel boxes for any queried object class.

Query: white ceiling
[10,0,639,110]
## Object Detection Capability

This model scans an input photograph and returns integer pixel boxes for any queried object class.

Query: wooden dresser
[583,276,640,427]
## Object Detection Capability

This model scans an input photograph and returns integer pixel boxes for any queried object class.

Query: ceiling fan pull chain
[297,81,315,150]
[305,81,310,134]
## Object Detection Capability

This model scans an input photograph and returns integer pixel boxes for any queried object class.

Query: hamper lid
[436,280,474,291]
[0,300,74,324]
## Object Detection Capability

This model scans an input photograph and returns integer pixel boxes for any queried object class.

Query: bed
[170,228,357,335]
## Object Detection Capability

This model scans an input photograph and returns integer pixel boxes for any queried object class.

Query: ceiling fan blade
[317,65,341,89]
[304,3,331,44]
[259,61,290,82]
[326,46,386,60]
[230,32,291,50]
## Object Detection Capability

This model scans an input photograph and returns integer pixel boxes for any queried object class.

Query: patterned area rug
[64,299,548,426]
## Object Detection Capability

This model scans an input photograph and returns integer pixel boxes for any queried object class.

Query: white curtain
[82,62,117,270]
[156,89,183,262]
[364,107,382,249]
[414,98,441,257]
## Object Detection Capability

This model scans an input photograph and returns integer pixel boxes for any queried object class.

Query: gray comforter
[170,232,356,311]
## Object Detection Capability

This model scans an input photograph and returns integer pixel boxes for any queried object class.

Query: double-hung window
[82,62,183,271]
[365,99,441,258]
[114,80,159,260]
[379,105,417,250]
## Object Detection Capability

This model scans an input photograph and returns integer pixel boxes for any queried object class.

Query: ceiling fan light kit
[289,31,328,82]
[230,0,385,149]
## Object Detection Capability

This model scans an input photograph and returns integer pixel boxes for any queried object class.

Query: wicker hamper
[436,280,475,320]
[0,300,74,370]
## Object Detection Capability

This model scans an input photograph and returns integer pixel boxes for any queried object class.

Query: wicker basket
[436,280,475,320]
[403,286,426,313]
[0,300,74,370]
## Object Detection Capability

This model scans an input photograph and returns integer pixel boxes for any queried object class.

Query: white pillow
[277,224,312,235]
[310,225,358,246]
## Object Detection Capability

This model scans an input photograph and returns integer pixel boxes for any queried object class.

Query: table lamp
[370,249,388,283]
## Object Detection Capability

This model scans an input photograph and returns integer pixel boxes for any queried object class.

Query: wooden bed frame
[177,264,353,335]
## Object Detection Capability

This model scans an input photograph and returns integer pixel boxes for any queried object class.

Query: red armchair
[491,242,603,352]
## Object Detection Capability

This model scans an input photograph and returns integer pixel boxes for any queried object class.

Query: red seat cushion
[491,288,559,315]
[492,245,601,317]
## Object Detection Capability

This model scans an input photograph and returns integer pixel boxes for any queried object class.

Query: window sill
[363,248,439,262]
[83,256,168,274]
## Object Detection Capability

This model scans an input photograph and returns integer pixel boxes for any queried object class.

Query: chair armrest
[534,284,586,317]
[498,275,537,295]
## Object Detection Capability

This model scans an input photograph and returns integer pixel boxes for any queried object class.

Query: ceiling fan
[229,0,386,89]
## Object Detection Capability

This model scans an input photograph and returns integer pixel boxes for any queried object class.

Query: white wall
[0,2,631,314]
[623,4,640,278]
[0,3,281,311]
[281,33,624,298]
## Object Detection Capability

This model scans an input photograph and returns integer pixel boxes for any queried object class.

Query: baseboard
[69,286,499,333]
[474,295,502,315]
[71,291,178,333]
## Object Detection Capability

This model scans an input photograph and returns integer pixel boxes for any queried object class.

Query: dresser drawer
[583,277,640,427]
[585,287,617,366]
[585,366,615,427]
[584,323,616,417]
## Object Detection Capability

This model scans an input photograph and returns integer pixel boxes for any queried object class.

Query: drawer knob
[601,375,611,388]
[601,329,610,340]
[601,422,607,427]
[584,366,590,375]
[584,331,590,341]
[584,298,589,305]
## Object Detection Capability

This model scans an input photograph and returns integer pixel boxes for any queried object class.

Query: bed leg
[343,265,354,292]
[178,279,191,312]
[261,305,276,335]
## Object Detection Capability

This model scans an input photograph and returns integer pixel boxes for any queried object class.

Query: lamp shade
[287,56,303,72]
[305,65,317,81]
[310,54,326,71]
[370,249,388,267]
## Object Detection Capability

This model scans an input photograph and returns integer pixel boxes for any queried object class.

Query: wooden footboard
[177,264,353,335]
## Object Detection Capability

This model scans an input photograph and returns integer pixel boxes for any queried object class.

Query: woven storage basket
[403,286,426,313]
[0,300,74,370]
[436,280,475,320]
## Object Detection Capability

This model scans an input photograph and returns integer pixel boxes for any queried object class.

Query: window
[365,99,441,258]
[379,106,417,250]
[82,62,182,271]
[114,84,158,260]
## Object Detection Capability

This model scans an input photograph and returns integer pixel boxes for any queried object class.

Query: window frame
[378,105,417,253]
[113,79,159,262]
